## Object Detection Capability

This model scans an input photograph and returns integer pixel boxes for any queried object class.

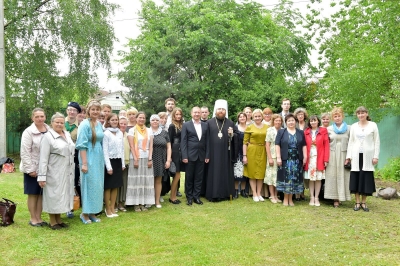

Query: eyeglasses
[67,109,77,113]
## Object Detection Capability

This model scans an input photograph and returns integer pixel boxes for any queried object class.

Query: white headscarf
[212,99,228,118]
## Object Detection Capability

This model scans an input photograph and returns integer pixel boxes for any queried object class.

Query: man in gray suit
[181,106,209,205]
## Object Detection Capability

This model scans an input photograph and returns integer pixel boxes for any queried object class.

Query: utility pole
[0,0,6,158]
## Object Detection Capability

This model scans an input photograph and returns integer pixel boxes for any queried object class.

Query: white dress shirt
[192,119,202,140]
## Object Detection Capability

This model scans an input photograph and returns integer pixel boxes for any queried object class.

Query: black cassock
[205,117,237,201]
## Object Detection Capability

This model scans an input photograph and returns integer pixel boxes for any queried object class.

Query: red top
[304,126,330,171]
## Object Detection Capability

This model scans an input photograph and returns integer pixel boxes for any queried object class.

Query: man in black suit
[181,106,209,206]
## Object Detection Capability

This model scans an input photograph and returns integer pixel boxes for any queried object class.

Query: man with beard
[164,98,176,130]
[162,97,182,197]
[205,100,236,202]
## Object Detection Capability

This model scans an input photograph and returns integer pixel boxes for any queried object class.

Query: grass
[1,171,400,266]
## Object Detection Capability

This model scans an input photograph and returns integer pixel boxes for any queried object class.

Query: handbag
[73,189,80,211]
[0,157,15,173]
[344,162,351,169]
[0,198,17,226]
[1,163,15,173]
[169,161,177,177]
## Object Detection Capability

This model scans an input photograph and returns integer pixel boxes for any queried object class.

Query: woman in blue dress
[275,114,307,207]
[76,100,105,224]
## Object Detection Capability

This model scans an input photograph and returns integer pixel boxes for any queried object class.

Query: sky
[97,0,334,92]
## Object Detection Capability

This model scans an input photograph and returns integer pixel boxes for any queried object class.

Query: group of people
[20,97,380,229]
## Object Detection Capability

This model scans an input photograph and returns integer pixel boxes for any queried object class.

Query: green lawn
[1,172,399,265]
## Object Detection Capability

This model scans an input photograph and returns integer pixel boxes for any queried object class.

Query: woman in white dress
[324,107,351,207]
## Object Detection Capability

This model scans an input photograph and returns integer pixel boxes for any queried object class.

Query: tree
[306,0,400,120]
[5,0,117,131]
[118,0,312,119]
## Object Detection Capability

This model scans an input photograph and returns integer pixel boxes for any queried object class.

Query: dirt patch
[375,178,400,191]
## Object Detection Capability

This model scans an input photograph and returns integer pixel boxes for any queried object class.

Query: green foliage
[118,0,312,120]
[306,0,400,120]
[5,0,117,131]
[377,157,400,182]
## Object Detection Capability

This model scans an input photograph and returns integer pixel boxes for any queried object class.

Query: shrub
[378,157,400,182]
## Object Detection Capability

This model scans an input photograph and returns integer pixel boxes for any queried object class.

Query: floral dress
[264,127,278,186]
[233,130,245,181]
[276,133,303,194]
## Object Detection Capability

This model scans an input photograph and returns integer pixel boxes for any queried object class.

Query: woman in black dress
[233,112,248,198]
[150,114,171,208]
[168,108,185,204]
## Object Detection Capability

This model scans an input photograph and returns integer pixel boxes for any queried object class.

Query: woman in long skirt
[346,106,380,212]
[126,112,155,211]
[76,100,105,224]
[233,112,248,198]
[324,107,351,207]
[275,114,307,207]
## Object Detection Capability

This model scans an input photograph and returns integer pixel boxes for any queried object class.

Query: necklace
[215,117,225,139]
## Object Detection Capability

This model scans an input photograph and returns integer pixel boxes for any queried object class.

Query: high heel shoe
[105,209,114,218]
[169,198,181,204]
[314,198,320,207]
[309,197,315,206]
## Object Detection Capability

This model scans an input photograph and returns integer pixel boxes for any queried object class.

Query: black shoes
[233,190,239,199]
[176,191,183,197]
[169,198,181,204]
[194,198,203,205]
[49,224,62,230]
[353,203,361,211]
[240,190,248,198]
[361,202,369,212]
[187,199,193,206]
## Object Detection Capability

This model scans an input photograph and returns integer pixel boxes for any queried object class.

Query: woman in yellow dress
[243,109,269,202]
